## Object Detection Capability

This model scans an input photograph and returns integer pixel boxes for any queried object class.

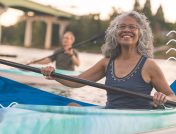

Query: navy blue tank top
[105,56,153,109]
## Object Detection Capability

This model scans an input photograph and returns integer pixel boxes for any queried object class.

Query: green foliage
[108,7,121,21]
[32,21,46,48]
[155,5,165,23]
[51,24,59,47]
[153,33,166,47]
[2,21,25,46]
[142,0,152,19]
[133,0,141,12]
[66,14,107,52]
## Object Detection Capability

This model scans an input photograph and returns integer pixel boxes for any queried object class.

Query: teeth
[123,35,131,38]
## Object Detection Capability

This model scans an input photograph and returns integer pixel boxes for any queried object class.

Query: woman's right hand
[41,66,55,80]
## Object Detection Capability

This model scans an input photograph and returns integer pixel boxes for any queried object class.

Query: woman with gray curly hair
[41,11,176,109]
[101,11,153,58]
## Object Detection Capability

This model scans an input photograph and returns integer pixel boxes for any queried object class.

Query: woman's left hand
[153,92,168,107]
[41,66,55,80]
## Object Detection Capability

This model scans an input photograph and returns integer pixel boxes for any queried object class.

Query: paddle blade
[171,80,176,94]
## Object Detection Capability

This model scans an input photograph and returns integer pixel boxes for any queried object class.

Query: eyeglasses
[116,24,140,31]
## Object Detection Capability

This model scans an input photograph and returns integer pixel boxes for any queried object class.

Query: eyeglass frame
[116,24,141,31]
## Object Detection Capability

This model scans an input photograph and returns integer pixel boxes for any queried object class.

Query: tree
[32,21,46,48]
[67,14,107,53]
[133,0,141,12]
[155,5,165,23]
[152,5,166,33]
[109,7,121,20]
[2,21,25,46]
[142,0,152,20]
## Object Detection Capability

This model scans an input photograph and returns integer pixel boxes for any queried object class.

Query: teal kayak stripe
[0,68,80,77]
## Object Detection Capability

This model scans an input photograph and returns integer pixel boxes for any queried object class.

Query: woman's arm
[71,54,80,66]
[144,59,176,106]
[27,57,52,65]
[41,58,109,88]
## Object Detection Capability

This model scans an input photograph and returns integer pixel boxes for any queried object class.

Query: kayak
[141,126,176,134]
[0,76,94,107]
[0,104,176,134]
[0,68,81,77]
[0,68,80,85]
[0,76,176,134]
[0,58,175,134]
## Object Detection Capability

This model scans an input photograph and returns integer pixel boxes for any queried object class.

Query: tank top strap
[105,57,114,76]
[136,55,148,70]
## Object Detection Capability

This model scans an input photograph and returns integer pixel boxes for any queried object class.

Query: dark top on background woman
[49,49,78,70]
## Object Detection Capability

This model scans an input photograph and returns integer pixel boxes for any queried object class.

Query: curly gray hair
[101,11,154,58]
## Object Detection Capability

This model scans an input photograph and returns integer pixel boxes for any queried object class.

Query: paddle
[0,58,176,107]
[27,32,104,65]
[0,54,17,58]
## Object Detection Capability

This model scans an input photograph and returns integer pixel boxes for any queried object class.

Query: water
[0,45,176,105]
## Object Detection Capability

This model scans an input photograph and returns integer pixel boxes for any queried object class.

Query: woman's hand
[41,66,55,80]
[153,92,168,107]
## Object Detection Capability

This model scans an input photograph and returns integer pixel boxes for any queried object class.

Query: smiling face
[116,16,140,48]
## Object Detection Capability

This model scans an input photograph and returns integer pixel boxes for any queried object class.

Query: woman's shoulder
[100,57,110,63]
[143,58,161,73]
[95,57,111,68]
[144,58,158,67]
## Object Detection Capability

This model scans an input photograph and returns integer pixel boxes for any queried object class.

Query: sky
[0,0,176,27]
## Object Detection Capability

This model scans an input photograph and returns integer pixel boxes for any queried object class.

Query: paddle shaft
[28,32,104,64]
[1,59,176,107]
[0,54,17,58]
